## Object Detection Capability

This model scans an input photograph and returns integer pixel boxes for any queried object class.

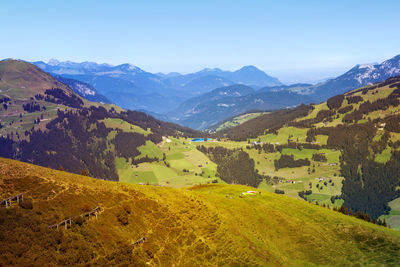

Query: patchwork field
[117,137,222,187]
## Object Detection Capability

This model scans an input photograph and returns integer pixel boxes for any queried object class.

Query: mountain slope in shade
[1,157,399,266]
[54,75,112,104]
[167,84,312,130]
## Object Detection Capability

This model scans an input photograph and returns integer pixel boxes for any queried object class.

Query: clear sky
[1,0,400,83]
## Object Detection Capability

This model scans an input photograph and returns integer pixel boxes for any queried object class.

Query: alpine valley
[1,54,400,265]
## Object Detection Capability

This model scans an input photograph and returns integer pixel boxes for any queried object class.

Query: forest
[197,145,263,187]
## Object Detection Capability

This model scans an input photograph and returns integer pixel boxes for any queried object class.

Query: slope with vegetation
[1,157,400,266]
[0,59,205,182]
[208,76,400,229]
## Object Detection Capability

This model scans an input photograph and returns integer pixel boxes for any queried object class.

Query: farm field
[117,137,221,187]
[116,134,344,208]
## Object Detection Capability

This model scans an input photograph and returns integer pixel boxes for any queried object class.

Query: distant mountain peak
[198,67,223,73]
[48,58,60,66]
[237,65,261,71]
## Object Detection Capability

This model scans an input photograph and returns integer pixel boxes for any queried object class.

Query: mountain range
[30,54,400,130]
[33,60,282,113]
[264,55,400,100]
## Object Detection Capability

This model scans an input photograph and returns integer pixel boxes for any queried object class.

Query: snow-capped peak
[357,63,376,69]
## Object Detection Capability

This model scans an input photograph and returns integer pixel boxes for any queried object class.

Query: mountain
[167,84,312,129]
[311,55,400,100]
[33,60,282,113]
[163,65,282,94]
[1,157,399,266]
[268,55,400,101]
[225,65,282,87]
[0,59,80,100]
[0,59,88,139]
[33,60,181,113]
[0,60,201,180]
[54,75,112,104]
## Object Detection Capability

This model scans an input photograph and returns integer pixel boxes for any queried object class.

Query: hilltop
[0,59,91,138]
[1,157,399,266]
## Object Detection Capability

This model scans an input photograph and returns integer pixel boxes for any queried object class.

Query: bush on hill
[346,95,363,104]
[327,94,344,109]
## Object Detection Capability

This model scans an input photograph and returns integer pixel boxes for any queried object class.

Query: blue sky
[1,0,400,83]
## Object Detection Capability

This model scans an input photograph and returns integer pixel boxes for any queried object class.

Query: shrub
[312,153,327,162]
[274,189,285,194]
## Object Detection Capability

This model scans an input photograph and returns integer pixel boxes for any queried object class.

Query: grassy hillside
[208,111,268,132]
[117,137,221,187]
[0,59,123,139]
[1,157,400,266]
[203,77,400,229]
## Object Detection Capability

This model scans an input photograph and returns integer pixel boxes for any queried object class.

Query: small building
[329,162,337,166]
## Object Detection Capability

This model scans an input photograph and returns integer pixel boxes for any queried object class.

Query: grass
[215,112,267,131]
[101,118,151,136]
[116,137,221,188]
[1,157,400,266]
[253,126,308,144]
[375,145,392,163]
[136,140,164,159]
[380,197,400,230]
[298,102,328,121]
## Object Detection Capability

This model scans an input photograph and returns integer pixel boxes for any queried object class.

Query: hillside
[0,59,88,138]
[207,76,400,228]
[1,157,399,266]
[208,111,268,132]
[54,75,112,104]
[167,85,312,130]
[0,59,203,182]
